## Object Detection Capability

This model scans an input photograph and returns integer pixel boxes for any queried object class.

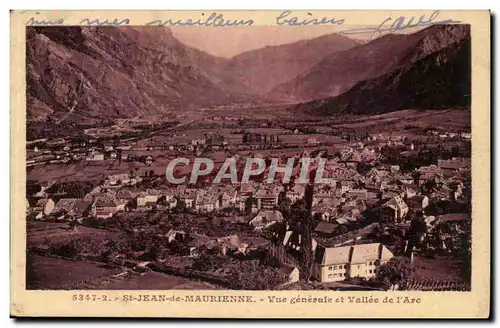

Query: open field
[27,221,119,247]
[26,254,122,289]
[26,254,219,290]
[325,109,471,133]
[412,255,466,282]
[104,271,219,290]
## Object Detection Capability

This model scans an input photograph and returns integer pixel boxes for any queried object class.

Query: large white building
[313,243,394,283]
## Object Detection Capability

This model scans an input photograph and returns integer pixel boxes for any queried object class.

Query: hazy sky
[170,25,428,58]
[170,26,364,58]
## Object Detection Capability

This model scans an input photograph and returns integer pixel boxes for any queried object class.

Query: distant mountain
[26,27,360,121]
[26,26,238,120]
[26,25,470,121]
[215,33,360,96]
[273,24,471,102]
[294,36,471,116]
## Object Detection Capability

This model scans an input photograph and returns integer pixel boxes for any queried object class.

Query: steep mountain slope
[26,27,360,121]
[26,26,236,120]
[273,24,470,102]
[294,37,471,116]
[216,33,360,96]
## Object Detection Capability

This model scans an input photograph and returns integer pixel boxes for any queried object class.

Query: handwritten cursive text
[145,13,254,27]
[338,11,461,39]
[26,12,64,26]
[80,18,130,26]
[276,10,345,26]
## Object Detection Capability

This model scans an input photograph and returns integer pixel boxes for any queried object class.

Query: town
[25,109,472,291]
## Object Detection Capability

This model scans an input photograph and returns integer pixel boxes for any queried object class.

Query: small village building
[183,197,195,209]
[136,190,161,208]
[216,235,240,255]
[73,199,92,218]
[92,193,119,219]
[165,229,186,243]
[381,196,409,223]
[107,173,131,186]
[255,190,278,210]
[34,198,55,218]
[187,234,215,257]
[437,157,471,172]
[54,198,77,215]
[402,183,420,198]
[249,210,284,231]
[279,264,300,285]
[407,195,429,212]
[313,243,394,283]
[86,152,104,161]
[314,222,338,237]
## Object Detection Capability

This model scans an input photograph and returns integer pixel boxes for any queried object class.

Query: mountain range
[26,24,470,121]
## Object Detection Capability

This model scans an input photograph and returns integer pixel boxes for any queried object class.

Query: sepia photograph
[10,9,491,318]
[24,21,473,292]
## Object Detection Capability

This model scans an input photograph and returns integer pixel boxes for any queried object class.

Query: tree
[245,197,256,216]
[174,198,186,213]
[191,253,229,272]
[278,194,292,219]
[407,216,427,252]
[375,257,413,291]
[226,260,286,290]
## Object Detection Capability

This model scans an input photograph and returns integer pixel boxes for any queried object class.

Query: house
[313,245,351,282]
[86,152,104,161]
[407,195,429,212]
[313,243,394,283]
[402,183,420,199]
[187,234,215,257]
[314,222,338,237]
[238,184,254,201]
[92,193,119,219]
[217,192,234,209]
[107,173,130,186]
[116,189,137,202]
[255,190,278,210]
[279,264,300,285]
[136,190,161,208]
[307,138,319,146]
[249,210,284,230]
[311,201,338,222]
[73,199,92,218]
[349,243,393,278]
[438,213,470,224]
[437,157,471,172]
[346,189,368,201]
[417,165,444,183]
[239,197,259,213]
[335,181,351,195]
[380,196,409,223]
[183,196,195,209]
[398,174,415,185]
[216,235,240,255]
[54,198,77,215]
[196,195,217,212]
[165,229,186,243]
[34,198,55,218]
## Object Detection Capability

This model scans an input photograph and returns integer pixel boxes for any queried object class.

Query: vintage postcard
[11,10,490,318]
